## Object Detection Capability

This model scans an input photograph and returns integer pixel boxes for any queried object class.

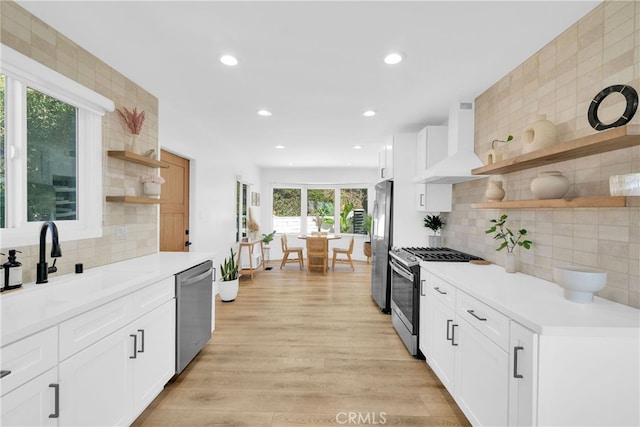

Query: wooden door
[160,150,190,252]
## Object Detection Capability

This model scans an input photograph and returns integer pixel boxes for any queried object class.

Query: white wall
[259,167,378,261]
[159,104,261,267]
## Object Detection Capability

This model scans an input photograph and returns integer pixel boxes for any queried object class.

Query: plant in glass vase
[485,214,532,273]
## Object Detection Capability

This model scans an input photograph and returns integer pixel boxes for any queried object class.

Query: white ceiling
[17,1,600,169]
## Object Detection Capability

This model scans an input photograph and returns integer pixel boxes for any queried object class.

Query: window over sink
[0,45,114,247]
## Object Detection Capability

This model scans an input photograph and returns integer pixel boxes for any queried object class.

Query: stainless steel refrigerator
[371,180,393,313]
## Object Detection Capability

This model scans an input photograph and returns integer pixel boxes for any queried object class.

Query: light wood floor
[133,261,470,426]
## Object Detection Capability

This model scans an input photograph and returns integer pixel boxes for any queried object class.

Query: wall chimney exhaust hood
[414,102,486,184]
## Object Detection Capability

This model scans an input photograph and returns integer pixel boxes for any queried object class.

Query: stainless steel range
[389,247,481,357]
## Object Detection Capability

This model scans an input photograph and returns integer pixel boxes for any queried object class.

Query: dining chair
[306,236,328,275]
[280,233,304,270]
[332,235,355,271]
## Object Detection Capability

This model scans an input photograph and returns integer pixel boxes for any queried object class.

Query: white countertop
[421,262,640,336]
[1,252,215,345]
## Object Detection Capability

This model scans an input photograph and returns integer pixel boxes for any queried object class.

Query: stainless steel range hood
[414,102,486,184]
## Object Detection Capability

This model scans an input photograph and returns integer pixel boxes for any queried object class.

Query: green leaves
[485,214,533,253]
[424,214,445,235]
[220,248,239,281]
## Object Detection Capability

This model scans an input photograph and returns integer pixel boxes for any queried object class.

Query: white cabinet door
[132,300,176,415]
[59,327,133,427]
[509,321,537,427]
[418,271,430,357]
[415,184,452,212]
[0,367,58,427]
[378,139,394,181]
[428,298,456,391]
[416,125,448,173]
[455,317,509,427]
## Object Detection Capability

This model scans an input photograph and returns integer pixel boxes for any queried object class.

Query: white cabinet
[509,322,537,427]
[59,323,133,426]
[0,368,58,426]
[415,126,451,211]
[59,300,175,426]
[415,184,452,212]
[378,138,394,181]
[423,272,509,426]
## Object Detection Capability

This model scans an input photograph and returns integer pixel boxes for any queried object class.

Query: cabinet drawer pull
[467,309,487,321]
[451,324,458,346]
[513,346,524,378]
[138,329,145,353]
[130,334,138,359]
[446,319,453,341]
[49,383,60,418]
[0,370,11,379]
[434,287,447,295]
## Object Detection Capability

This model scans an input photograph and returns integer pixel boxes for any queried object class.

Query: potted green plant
[363,213,372,263]
[261,230,276,246]
[423,214,445,247]
[485,214,532,273]
[219,248,240,302]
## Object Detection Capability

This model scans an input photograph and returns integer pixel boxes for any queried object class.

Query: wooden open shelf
[106,196,162,204]
[472,125,639,176]
[108,151,169,168]
[471,196,628,209]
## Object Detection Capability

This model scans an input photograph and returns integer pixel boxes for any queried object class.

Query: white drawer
[457,291,510,351]
[59,296,134,361]
[0,327,58,397]
[429,274,457,310]
[132,276,175,319]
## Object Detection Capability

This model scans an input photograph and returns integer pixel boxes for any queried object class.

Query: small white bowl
[553,265,607,304]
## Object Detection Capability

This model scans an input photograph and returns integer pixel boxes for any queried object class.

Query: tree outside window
[340,188,368,234]
[272,188,302,233]
[307,189,334,233]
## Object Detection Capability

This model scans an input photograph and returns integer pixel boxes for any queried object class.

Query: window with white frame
[0,45,114,247]
[272,185,369,235]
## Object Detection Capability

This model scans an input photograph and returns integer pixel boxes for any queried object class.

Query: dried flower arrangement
[139,175,165,184]
[118,107,146,135]
[248,208,260,234]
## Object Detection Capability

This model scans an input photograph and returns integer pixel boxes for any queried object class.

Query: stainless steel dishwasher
[175,260,213,374]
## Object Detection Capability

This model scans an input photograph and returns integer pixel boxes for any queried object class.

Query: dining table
[297,234,342,273]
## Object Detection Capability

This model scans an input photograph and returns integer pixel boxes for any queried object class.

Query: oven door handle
[389,259,414,282]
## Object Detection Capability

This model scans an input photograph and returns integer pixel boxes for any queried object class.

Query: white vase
[130,134,140,154]
[521,114,556,154]
[143,182,161,197]
[530,171,570,199]
[219,278,239,302]
[428,235,442,248]
[485,180,506,202]
[505,252,517,273]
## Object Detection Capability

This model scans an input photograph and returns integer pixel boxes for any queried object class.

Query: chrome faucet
[36,221,62,284]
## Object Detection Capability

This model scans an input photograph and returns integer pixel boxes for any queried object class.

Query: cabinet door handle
[49,383,60,418]
[451,324,459,346]
[420,280,425,296]
[137,329,145,353]
[467,309,487,321]
[381,168,385,178]
[434,287,447,295]
[513,346,524,378]
[130,334,138,359]
[419,194,425,207]
[446,319,453,341]
[0,370,11,378]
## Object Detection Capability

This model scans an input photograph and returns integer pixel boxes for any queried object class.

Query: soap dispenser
[2,249,23,291]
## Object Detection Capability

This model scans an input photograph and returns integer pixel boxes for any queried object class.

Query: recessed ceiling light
[352,145,363,150]
[384,52,403,65]
[220,55,238,66]
[363,110,376,117]
[275,145,285,149]
[257,109,272,116]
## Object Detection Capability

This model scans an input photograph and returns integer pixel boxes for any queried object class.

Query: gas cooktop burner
[402,247,483,262]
